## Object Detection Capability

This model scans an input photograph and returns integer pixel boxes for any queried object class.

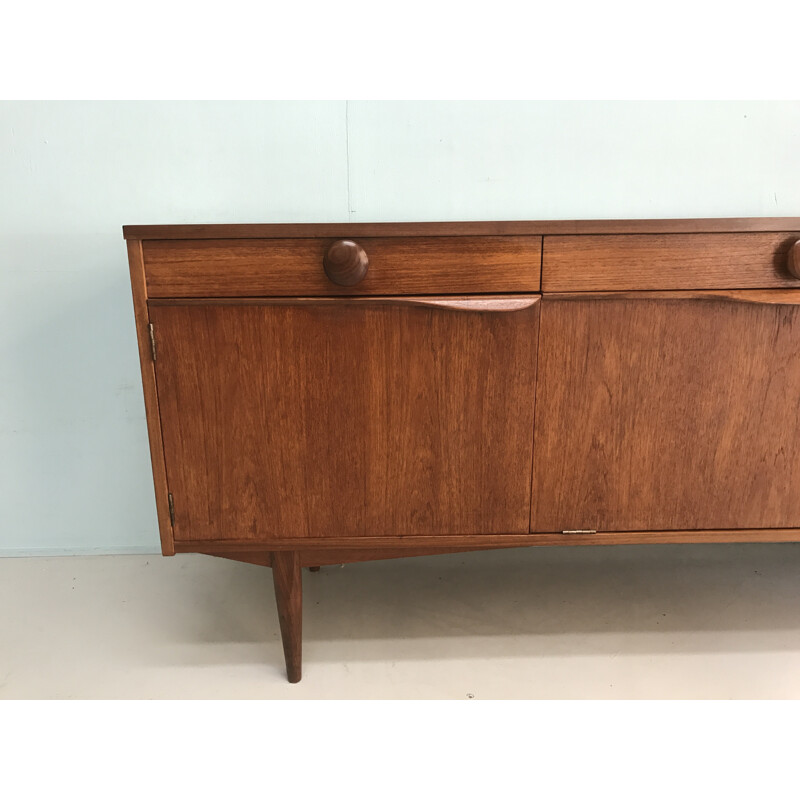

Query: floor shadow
[160,542,800,669]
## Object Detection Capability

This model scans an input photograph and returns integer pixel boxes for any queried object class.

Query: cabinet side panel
[127,239,175,555]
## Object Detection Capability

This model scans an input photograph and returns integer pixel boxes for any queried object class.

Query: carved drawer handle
[375,297,540,312]
[323,240,369,286]
[789,241,800,280]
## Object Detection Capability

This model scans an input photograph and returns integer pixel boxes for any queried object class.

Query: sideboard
[124,218,800,682]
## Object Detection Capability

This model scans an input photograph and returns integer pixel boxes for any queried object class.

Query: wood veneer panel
[143,236,541,297]
[124,217,800,240]
[150,296,540,542]
[532,292,800,532]
[542,232,800,291]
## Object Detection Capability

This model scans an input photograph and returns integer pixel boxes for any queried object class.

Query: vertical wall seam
[345,101,352,221]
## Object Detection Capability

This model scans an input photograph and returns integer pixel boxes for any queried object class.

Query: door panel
[150,296,540,541]
[532,291,800,532]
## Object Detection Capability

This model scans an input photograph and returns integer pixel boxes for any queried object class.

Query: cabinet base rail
[174,528,800,555]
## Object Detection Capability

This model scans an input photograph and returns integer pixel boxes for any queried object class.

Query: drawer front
[542,232,800,291]
[143,236,542,297]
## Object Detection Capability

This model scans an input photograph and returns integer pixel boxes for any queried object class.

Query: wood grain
[173,528,800,552]
[272,551,302,683]
[542,233,800,291]
[123,217,800,240]
[532,293,800,532]
[143,236,542,297]
[322,239,370,286]
[126,239,175,556]
[150,296,540,542]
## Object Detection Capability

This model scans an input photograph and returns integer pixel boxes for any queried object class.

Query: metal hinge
[148,323,157,362]
[168,493,175,526]
[561,529,597,535]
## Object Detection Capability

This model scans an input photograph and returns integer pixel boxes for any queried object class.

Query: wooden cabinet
[125,219,800,682]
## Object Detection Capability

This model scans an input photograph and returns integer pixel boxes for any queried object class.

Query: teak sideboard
[124,218,800,682]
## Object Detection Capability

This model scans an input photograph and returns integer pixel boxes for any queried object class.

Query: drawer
[143,236,542,298]
[542,232,800,291]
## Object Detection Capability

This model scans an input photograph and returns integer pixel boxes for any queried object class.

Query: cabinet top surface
[123,218,800,240]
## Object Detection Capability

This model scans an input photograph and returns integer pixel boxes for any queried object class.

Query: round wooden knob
[323,240,369,286]
[788,240,800,280]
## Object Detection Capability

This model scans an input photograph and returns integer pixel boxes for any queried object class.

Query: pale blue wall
[2,101,800,554]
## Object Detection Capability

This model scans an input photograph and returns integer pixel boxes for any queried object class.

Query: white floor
[2,543,800,699]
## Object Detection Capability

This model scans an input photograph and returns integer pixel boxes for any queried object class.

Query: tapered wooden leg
[272,550,302,683]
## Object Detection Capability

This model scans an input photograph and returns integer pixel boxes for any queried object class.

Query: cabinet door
[150,296,540,542]
[532,291,800,533]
